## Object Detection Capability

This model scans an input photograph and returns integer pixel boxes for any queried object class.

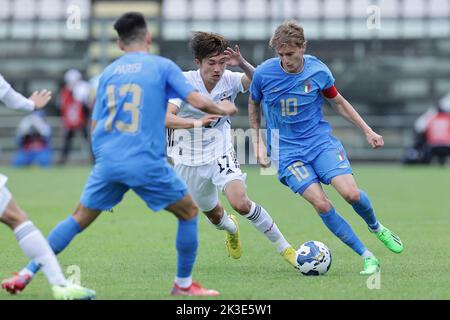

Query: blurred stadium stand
[1,0,450,163]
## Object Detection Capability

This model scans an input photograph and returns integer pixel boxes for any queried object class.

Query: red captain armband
[322,85,338,99]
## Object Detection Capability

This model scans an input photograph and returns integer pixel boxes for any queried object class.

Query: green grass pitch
[0,165,449,300]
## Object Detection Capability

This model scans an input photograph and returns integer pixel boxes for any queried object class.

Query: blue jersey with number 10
[250,54,335,172]
[91,52,194,184]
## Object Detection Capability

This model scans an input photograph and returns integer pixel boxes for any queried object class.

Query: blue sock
[351,190,380,231]
[320,207,367,256]
[176,215,198,278]
[25,216,82,274]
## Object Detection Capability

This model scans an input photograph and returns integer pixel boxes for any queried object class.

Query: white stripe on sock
[244,202,291,253]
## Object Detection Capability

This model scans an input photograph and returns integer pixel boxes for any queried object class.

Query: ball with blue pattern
[296,240,332,276]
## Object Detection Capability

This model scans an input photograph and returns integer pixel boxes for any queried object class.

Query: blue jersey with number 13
[91,52,194,183]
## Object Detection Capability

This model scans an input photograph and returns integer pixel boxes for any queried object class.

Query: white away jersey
[168,69,245,166]
[0,73,34,111]
[0,74,12,100]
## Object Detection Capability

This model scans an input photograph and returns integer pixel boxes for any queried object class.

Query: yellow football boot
[225,215,242,259]
[281,246,298,269]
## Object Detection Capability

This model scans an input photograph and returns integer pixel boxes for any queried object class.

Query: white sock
[14,221,67,286]
[362,250,375,259]
[19,268,34,277]
[214,210,237,234]
[175,276,192,289]
[244,202,291,253]
[370,223,382,233]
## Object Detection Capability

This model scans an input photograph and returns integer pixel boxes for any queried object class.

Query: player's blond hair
[269,20,306,49]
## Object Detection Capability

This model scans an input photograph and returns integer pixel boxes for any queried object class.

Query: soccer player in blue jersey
[248,21,404,275]
[3,12,237,296]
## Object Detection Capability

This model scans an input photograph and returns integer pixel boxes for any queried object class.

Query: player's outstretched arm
[225,45,255,91]
[1,86,51,112]
[165,103,220,129]
[248,97,270,167]
[186,91,237,116]
[248,97,261,134]
[29,90,52,109]
[327,93,384,149]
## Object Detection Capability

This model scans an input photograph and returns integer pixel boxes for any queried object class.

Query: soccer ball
[296,240,332,276]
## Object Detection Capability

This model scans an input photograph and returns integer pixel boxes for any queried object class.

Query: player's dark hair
[113,12,148,45]
[190,32,229,61]
[270,20,306,50]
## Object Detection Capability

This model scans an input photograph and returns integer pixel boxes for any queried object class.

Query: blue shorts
[80,164,188,212]
[279,139,353,195]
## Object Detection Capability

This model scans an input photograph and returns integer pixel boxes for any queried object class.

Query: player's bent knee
[166,195,199,221]
[313,199,333,214]
[186,204,199,220]
[179,201,198,221]
[342,189,361,204]
[230,197,252,215]
[0,187,13,220]
[0,199,28,229]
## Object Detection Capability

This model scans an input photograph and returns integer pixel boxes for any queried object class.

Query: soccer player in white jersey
[166,32,297,268]
[0,74,96,299]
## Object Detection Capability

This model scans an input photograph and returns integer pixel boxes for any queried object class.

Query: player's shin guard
[23,216,82,276]
[244,202,291,253]
[14,221,67,286]
[319,207,367,256]
[351,190,380,232]
[176,215,198,282]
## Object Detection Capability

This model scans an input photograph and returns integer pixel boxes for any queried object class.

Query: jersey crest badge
[303,80,312,93]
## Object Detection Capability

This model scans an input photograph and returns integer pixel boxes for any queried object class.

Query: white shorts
[0,174,12,218]
[174,149,246,212]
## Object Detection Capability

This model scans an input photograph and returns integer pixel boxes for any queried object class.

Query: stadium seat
[218,0,240,19]
[0,0,11,18]
[298,0,321,19]
[402,0,426,18]
[12,0,36,20]
[192,0,215,19]
[93,1,156,18]
[323,0,346,19]
[377,0,399,18]
[429,0,450,17]
[162,0,189,20]
[38,0,62,19]
[244,0,267,19]
[349,0,372,18]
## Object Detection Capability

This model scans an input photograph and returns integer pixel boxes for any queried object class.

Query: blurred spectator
[12,110,52,167]
[58,69,93,164]
[404,93,450,165]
